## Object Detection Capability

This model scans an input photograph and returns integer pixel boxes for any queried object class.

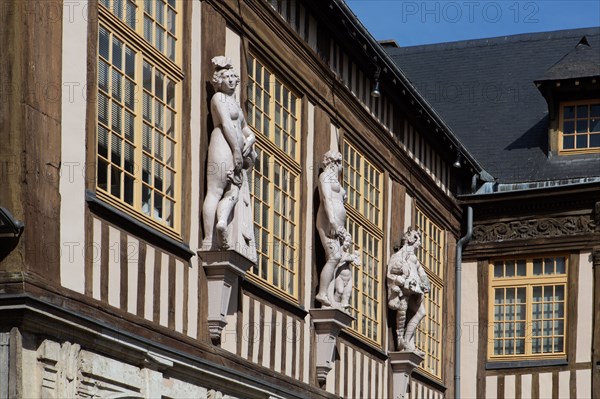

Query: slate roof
[386,28,600,184]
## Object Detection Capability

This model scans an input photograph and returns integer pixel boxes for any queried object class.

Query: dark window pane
[576,119,588,133]
[98,125,109,158]
[563,106,574,119]
[533,259,543,275]
[563,120,574,134]
[505,260,515,277]
[590,134,600,148]
[563,135,574,150]
[155,70,164,99]
[143,61,152,91]
[142,185,151,215]
[555,257,566,274]
[591,104,600,117]
[97,158,108,191]
[590,118,600,133]
[154,192,163,220]
[576,134,588,148]
[124,174,134,205]
[516,260,526,276]
[112,37,123,70]
[125,47,135,78]
[577,105,588,118]
[99,27,110,59]
[110,166,121,197]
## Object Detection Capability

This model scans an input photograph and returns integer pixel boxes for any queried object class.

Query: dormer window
[559,100,600,153]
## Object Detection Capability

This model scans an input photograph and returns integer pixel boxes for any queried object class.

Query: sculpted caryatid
[387,228,430,354]
[202,56,256,253]
[316,150,360,309]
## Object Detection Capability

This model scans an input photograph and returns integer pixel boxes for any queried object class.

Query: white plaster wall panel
[559,370,570,398]
[262,305,273,368]
[301,101,315,383]
[144,246,155,321]
[539,372,553,399]
[187,259,199,339]
[175,259,184,332]
[485,376,497,399]
[460,261,479,399]
[285,315,293,377]
[60,0,88,294]
[159,252,169,326]
[240,293,250,359]
[504,375,515,399]
[577,251,593,363]
[187,0,202,340]
[108,226,121,308]
[274,310,283,373]
[576,369,591,398]
[521,374,532,399]
[126,236,139,314]
[338,343,345,395]
[252,299,260,364]
[92,218,102,300]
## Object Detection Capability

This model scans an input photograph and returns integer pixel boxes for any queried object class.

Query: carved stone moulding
[389,351,425,399]
[199,250,254,344]
[309,308,354,385]
[472,215,596,243]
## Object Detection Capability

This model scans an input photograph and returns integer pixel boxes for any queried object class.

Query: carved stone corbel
[199,250,254,344]
[310,308,354,385]
[389,351,425,399]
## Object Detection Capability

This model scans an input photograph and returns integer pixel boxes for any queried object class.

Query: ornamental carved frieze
[472,215,597,243]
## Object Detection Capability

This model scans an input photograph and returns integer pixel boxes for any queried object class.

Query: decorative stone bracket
[389,351,424,399]
[310,308,354,385]
[199,250,254,344]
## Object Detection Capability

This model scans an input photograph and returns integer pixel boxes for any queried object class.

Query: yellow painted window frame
[414,206,445,380]
[97,1,183,239]
[488,256,568,361]
[247,55,302,301]
[342,140,384,346]
[558,99,600,154]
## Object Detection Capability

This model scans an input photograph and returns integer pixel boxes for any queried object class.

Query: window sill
[240,277,308,319]
[486,358,568,370]
[86,190,194,259]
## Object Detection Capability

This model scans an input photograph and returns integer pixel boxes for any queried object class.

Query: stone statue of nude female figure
[202,56,256,250]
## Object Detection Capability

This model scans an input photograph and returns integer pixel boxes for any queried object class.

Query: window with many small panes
[489,256,568,360]
[97,0,181,235]
[559,101,600,153]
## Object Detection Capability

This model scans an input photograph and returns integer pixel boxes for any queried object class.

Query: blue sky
[346,1,600,46]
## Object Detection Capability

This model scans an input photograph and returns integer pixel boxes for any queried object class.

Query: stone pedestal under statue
[389,351,425,399]
[310,308,354,385]
[199,250,254,344]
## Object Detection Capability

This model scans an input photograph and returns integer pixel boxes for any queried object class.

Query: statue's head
[401,227,421,248]
[322,150,343,171]
[211,56,240,92]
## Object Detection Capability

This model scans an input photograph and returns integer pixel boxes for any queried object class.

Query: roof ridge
[389,27,600,53]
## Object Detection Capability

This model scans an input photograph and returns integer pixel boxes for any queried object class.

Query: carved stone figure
[387,228,430,354]
[202,56,257,260]
[316,150,359,310]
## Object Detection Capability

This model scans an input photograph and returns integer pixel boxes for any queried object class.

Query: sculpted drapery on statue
[387,228,430,354]
[316,150,360,310]
[202,56,257,261]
